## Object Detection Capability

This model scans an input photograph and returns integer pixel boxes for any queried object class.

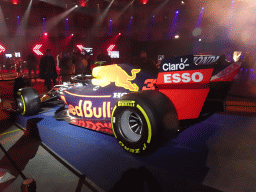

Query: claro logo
[164,72,204,83]
[162,58,189,71]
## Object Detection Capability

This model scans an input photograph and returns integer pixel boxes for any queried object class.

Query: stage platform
[15,105,255,192]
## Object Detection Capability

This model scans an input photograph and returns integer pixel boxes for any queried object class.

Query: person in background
[5,57,11,72]
[242,52,254,82]
[71,49,77,66]
[96,52,105,61]
[81,55,89,74]
[243,53,253,71]
[135,50,158,76]
[26,51,38,84]
[97,52,111,65]
[59,51,72,82]
[15,58,21,77]
[84,53,93,74]
[39,49,57,91]
[0,53,4,72]
[74,52,84,75]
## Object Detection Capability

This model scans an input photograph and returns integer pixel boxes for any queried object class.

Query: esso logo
[164,72,204,83]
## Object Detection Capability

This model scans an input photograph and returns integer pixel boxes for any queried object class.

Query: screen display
[15,52,21,57]
[5,54,12,58]
[82,47,93,55]
[109,51,119,58]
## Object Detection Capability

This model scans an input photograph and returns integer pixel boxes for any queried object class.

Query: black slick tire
[111,90,179,154]
[16,88,41,116]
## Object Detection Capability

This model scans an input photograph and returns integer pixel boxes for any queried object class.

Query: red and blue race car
[15,52,242,154]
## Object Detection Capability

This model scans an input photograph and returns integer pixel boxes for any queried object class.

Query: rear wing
[156,54,242,120]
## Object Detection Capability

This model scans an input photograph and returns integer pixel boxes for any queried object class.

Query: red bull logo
[71,119,113,134]
[91,64,141,91]
[68,100,111,119]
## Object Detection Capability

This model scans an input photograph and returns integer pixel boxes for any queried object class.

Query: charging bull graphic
[91,64,141,91]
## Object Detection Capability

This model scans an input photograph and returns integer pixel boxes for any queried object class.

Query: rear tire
[111,90,179,154]
[16,88,41,116]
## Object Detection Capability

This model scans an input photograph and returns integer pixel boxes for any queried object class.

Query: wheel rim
[16,98,24,113]
[119,110,143,142]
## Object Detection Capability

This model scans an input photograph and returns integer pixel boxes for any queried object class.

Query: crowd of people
[0,56,25,76]
[0,49,255,90]
[26,49,158,90]
[0,48,99,90]
[40,49,96,90]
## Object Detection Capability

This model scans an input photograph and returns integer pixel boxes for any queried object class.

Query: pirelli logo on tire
[118,100,135,107]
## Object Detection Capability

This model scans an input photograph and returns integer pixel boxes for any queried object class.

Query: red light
[33,44,44,56]
[141,0,148,4]
[71,34,74,36]
[119,33,121,36]
[44,33,48,36]
[76,45,84,52]
[107,44,116,53]
[79,0,87,7]
[0,45,6,53]
[11,0,18,4]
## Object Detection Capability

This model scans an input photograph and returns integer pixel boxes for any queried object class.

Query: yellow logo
[118,100,135,107]
[92,64,141,91]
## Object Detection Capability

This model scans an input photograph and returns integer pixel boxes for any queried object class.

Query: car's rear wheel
[16,88,41,116]
[111,90,179,154]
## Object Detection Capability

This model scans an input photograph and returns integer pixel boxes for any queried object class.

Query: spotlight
[199,39,202,41]
[76,45,84,52]
[176,11,179,14]
[75,5,78,7]
[110,19,112,22]
[142,0,148,4]
[107,44,116,53]
[174,35,179,39]
[0,45,6,53]
[181,1,185,4]
[44,32,48,36]
[202,7,204,10]
[71,34,74,36]
[119,33,121,35]
[66,18,68,20]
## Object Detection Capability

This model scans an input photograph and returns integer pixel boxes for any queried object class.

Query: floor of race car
[0,70,256,192]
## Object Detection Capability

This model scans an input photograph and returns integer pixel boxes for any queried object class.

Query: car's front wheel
[16,87,41,116]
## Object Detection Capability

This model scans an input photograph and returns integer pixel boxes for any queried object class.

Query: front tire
[111,90,179,154]
[16,88,41,116]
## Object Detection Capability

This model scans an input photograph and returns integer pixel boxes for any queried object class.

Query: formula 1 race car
[13,52,242,154]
